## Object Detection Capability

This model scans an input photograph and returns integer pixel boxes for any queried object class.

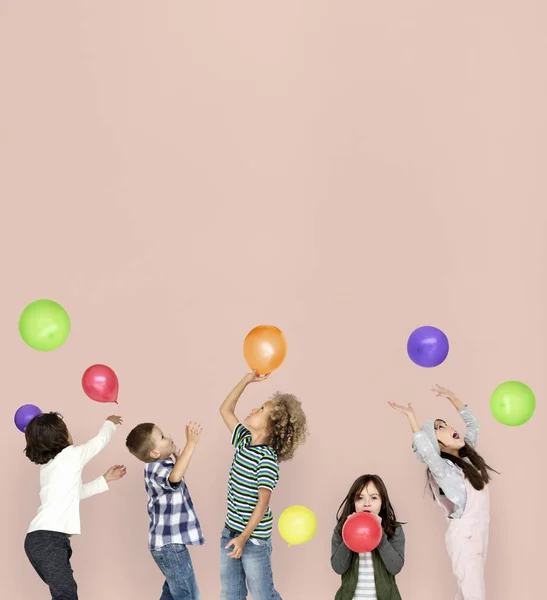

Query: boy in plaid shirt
[126,421,204,600]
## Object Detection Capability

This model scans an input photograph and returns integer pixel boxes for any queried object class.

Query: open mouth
[453,432,460,439]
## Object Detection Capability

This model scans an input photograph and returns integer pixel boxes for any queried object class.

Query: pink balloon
[82,364,119,404]
[342,512,383,553]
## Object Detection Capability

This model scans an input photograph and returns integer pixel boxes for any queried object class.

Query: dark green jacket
[331,522,404,600]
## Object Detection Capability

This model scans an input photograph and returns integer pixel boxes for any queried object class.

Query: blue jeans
[220,527,282,600]
[151,544,200,600]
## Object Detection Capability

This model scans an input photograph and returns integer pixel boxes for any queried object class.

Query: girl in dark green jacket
[331,474,405,600]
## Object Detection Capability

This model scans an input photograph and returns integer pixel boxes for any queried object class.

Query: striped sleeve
[231,423,252,448]
[257,454,279,491]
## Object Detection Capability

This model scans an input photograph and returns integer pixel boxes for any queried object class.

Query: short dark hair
[126,423,155,462]
[24,412,71,465]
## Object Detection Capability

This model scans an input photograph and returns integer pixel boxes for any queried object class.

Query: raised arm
[388,401,451,480]
[432,385,479,448]
[219,372,269,433]
[168,423,202,484]
[73,416,122,467]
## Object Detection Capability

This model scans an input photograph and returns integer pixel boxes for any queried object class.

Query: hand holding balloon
[243,371,271,384]
[342,512,383,553]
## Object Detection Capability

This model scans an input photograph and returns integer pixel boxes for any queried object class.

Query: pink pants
[444,479,490,600]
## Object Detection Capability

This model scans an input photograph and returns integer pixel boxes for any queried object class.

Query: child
[331,474,405,600]
[126,421,204,600]
[24,412,125,600]
[219,371,309,600]
[389,384,498,600]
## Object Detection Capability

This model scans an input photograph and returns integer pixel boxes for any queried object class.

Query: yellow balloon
[278,505,317,547]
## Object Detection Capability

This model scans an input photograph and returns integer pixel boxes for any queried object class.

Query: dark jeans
[24,530,78,600]
[151,543,201,600]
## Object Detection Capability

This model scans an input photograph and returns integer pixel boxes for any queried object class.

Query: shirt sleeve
[231,423,252,448]
[331,525,353,575]
[376,525,405,575]
[81,475,109,500]
[149,461,181,491]
[72,421,116,467]
[256,455,279,491]
[459,405,480,448]
[412,430,451,480]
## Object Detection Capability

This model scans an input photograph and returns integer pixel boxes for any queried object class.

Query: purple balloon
[14,404,42,433]
[407,326,449,368]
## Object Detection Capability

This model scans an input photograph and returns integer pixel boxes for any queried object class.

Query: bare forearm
[407,413,421,433]
[220,377,249,415]
[169,442,197,483]
[240,501,269,539]
[449,396,466,411]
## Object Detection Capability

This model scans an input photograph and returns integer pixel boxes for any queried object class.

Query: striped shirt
[353,552,377,599]
[144,458,205,550]
[225,423,279,539]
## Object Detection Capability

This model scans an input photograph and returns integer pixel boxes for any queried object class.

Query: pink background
[1,1,544,598]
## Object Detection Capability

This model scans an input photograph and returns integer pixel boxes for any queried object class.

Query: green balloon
[19,299,71,352]
[490,381,536,426]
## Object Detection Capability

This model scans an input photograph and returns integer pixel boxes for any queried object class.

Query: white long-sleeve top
[28,420,116,535]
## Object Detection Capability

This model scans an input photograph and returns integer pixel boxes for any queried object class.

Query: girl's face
[435,419,465,451]
[354,482,382,515]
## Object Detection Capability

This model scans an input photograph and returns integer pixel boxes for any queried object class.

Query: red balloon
[342,512,383,553]
[82,364,119,404]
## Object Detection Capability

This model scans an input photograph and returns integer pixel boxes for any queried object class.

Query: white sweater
[28,420,116,535]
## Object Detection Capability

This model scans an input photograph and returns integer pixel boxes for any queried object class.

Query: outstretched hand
[185,421,203,445]
[104,464,127,483]
[431,384,457,401]
[387,401,415,417]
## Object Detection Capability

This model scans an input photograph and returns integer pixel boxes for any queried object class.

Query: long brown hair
[439,443,499,490]
[336,474,402,538]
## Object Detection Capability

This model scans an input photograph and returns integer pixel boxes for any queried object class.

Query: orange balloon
[243,325,288,375]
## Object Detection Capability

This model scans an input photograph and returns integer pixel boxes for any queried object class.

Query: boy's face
[148,425,177,461]
[244,400,274,434]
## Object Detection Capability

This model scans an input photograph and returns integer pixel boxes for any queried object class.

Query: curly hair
[267,392,308,462]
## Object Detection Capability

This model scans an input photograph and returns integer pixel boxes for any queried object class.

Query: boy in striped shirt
[219,371,309,600]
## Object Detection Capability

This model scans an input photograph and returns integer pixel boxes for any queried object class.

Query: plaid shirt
[144,458,205,550]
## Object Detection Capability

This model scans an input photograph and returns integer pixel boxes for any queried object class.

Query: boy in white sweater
[24,411,126,599]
